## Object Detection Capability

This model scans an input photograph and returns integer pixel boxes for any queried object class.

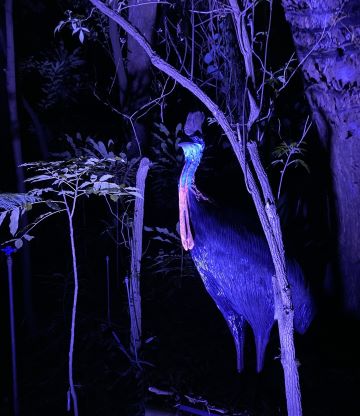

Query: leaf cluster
[272,140,309,173]
[151,122,184,171]
[0,156,139,250]
[22,43,85,109]
[144,225,194,278]
[55,9,91,44]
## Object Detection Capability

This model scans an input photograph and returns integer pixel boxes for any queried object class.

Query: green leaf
[127,191,143,199]
[296,159,310,174]
[26,174,54,183]
[54,20,65,34]
[24,203,33,211]
[9,208,20,236]
[30,187,54,196]
[0,193,40,210]
[158,123,170,136]
[271,160,284,166]
[155,227,178,239]
[85,158,99,166]
[93,182,120,193]
[109,194,120,202]
[45,200,61,210]
[59,190,75,196]
[99,174,114,182]
[79,181,92,189]
[152,236,172,243]
[175,123,182,137]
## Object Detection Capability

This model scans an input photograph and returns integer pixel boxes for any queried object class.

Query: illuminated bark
[129,157,150,355]
[108,1,157,155]
[281,0,360,314]
[5,0,34,334]
[127,0,157,155]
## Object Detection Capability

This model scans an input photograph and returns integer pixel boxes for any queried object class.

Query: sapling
[272,116,312,200]
[0,156,140,416]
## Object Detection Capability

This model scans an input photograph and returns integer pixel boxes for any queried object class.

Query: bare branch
[89,0,237,145]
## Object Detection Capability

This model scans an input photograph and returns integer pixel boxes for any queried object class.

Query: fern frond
[0,193,40,211]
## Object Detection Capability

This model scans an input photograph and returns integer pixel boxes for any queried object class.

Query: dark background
[1,1,360,415]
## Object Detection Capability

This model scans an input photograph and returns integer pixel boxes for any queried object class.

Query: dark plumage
[179,134,314,372]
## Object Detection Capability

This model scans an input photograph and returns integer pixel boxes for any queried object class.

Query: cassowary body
[178,135,314,372]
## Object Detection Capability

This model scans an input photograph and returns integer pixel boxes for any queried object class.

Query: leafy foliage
[271,117,312,199]
[0,194,40,248]
[149,122,184,208]
[272,141,309,172]
[52,133,138,185]
[144,225,194,278]
[54,132,120,159]
[151,122,184,172]
[55,9,91,44]
[22,43,85,109]
[0,193,40,211]
[0,156,139,249]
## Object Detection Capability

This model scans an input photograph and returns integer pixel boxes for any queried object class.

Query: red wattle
[179,185,194,251]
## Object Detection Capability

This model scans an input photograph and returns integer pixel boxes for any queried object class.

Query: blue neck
[179,138,204,188]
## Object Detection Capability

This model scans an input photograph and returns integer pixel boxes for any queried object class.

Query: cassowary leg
[254,327,272,373]
[198,273,246,372]
[226,313,246,373]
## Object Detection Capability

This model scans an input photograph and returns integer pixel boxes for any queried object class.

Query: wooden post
[129,157,150,355]
[5,0,35,335]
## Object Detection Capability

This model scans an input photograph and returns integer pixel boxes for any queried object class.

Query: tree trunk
[281,0,360,315]
[107,1,157,155]
[5,0,24,193]
[126,0,157,156]
[248,142,302,416]
[67,211,79,416]
[108,18,127,108]
[5,0,35,333]
[129,157,150,355]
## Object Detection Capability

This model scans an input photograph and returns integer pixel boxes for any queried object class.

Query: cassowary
[178,119,314,372]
